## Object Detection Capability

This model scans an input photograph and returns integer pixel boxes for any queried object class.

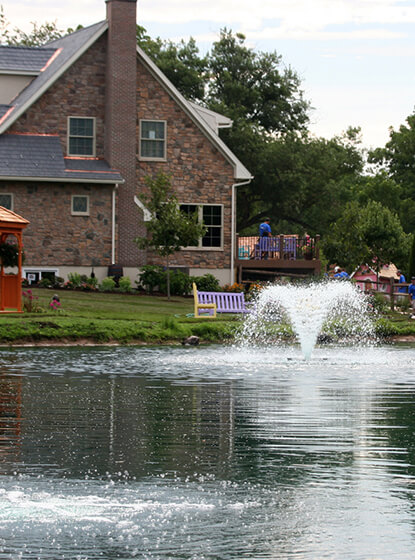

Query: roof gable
[0,21,108,134]
[136,46,252,181]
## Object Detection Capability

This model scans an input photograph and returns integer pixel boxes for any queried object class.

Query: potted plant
[303,245,313,260]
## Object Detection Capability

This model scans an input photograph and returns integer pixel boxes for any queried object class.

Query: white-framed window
[179,204,223,249]
[23,268,59,285]
[71,195,89,216]
[0,193,13,210]
[67,116,96,156]
[139,120,166,160]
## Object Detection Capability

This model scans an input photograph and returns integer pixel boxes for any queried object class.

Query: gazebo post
[0,207,29,314]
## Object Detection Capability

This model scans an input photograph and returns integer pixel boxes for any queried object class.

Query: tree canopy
[322,201,410,273]
[369,112,415,233]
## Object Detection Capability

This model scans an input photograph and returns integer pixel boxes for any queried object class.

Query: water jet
[239,280,376,359]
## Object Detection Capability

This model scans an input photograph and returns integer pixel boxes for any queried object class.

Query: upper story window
[139,120,166,160]
[68,117,96,156]
[0,193,13,211]
[180,204,223,249]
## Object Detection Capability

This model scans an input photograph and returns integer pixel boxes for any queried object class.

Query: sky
[2,0,415,149]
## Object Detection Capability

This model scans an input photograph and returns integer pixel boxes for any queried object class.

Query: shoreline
[0,335,414,347]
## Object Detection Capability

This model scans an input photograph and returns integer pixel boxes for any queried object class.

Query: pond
[1,343,415,559]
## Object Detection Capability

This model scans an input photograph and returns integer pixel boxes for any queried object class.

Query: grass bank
[0,288,414,345]
[0,289,241,345]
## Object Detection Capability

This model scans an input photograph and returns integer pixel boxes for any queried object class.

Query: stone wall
[9,181,113,267]
[8,34,107,157]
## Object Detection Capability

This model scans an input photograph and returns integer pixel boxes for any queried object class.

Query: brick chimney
[105,0,141,266]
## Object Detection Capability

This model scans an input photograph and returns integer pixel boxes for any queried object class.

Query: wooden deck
[235,235,321,282]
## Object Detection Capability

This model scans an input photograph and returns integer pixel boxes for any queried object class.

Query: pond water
[1,343,415,559]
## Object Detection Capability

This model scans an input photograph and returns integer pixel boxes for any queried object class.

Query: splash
[238,281,376,360]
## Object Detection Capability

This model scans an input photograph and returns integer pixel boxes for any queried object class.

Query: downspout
[231,178,252,284]
[112,184,118,265]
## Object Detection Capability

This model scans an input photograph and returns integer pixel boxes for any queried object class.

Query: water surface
[1,344,415,559]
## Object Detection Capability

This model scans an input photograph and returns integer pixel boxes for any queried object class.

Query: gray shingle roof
[0,21,108,134]
[0,105,11,119]
[0,134,123,183]
[0,46,57,73]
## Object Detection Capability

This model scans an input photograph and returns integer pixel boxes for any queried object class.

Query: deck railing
[237,235,319,261]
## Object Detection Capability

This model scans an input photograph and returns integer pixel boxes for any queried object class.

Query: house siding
[8,181,113,266]
[136,58,235,271]
[8,34,107,157]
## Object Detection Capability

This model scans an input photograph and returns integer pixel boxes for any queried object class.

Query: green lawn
[0,288,241,344]
[0,288,413,345]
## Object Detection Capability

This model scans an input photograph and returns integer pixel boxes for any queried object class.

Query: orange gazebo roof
[0,206,29,229]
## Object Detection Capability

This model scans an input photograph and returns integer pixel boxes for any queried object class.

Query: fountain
[238,280,376,359]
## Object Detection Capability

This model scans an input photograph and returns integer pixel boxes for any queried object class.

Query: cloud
[4,0,415,41]
[139,0,415,31]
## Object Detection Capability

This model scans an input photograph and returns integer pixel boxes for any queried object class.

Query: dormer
[0,46,58,104]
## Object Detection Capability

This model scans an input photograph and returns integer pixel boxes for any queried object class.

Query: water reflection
[0,345,415,559]
[0,374,22,467]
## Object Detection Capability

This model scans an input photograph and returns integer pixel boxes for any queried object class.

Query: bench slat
[196,288,249,313]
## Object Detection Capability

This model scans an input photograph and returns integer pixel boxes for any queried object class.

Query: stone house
[0,0,252,285]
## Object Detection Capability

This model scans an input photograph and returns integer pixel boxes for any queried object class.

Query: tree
[322,200,410,274]
[137,26,208,102]
[409,234,415,279]
[369,111,415,233]
[236,128,364,235]
[134,173,206,300]
[207,29,309,134]
[351,170,402,216]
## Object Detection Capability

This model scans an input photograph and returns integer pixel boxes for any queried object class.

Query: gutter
[231,178,253,284]
[112,184,118,264]
[0,175,121,185]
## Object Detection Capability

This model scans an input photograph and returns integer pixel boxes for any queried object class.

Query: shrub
[137,265,164,293]
[68,272,82,288]
[22,290,43,313]
[53,276,64,288]
[38,277,52,288]
[192,273,220,292]
[159,269,192,296]
[118,276,133,293]
[100,276,116,292]
[81,276,99,291]
[369,292,390,313]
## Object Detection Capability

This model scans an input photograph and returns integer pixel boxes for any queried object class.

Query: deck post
[390,277,395,311]
[279,235,285,259]
[315,235,320,259]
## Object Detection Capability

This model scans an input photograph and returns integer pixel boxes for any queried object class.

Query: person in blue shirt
[409,277,415,317]
[259,218,271,238]
[259,218,272,259]
[333,266,349,279]
[397,270,407,293]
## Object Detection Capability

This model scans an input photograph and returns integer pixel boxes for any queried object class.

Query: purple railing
[237,235,319,261]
